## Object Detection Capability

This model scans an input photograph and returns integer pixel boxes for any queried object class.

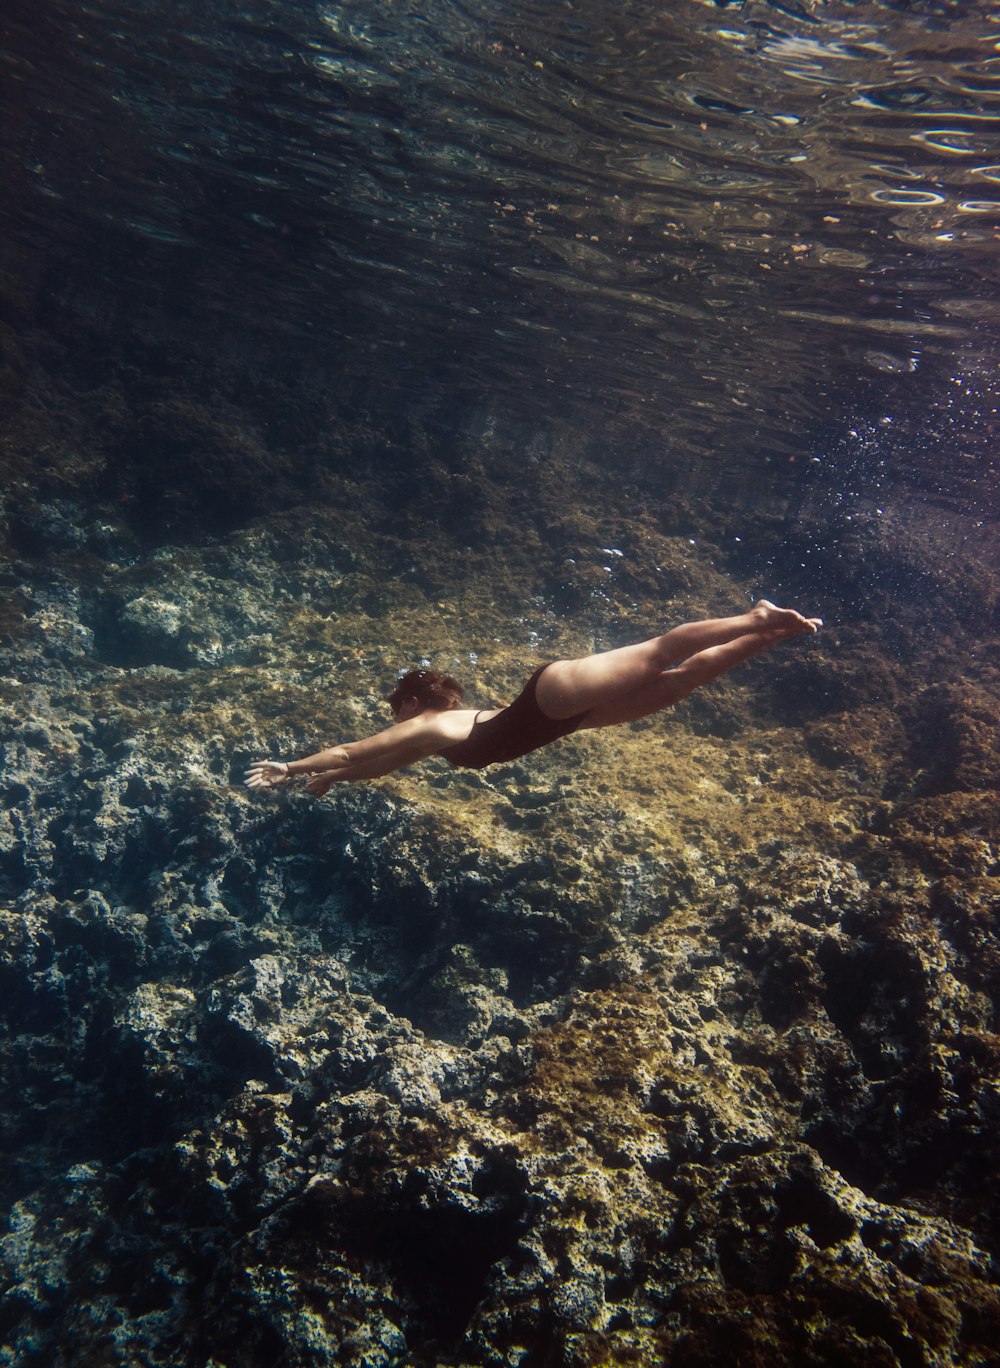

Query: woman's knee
[658,663,702,704]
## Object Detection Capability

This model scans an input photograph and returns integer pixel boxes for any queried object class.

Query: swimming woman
[244,601,821,796]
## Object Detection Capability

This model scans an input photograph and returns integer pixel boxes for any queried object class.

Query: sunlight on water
[4,1,997,471]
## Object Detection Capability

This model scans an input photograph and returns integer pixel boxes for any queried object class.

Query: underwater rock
[1,495,998,1366]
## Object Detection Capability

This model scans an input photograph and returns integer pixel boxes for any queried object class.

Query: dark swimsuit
[443,666,590,770]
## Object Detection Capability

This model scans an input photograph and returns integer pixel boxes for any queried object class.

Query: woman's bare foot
[752,600,822,635]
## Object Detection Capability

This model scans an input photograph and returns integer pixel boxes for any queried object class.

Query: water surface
[4,0,998,499]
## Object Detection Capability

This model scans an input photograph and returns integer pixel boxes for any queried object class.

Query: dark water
[4,0,998,511]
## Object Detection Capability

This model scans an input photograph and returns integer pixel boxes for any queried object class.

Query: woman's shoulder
[418,706,501,749]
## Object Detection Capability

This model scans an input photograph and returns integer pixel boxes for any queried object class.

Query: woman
[244,601,821,795]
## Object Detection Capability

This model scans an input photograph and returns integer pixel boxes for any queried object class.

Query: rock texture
[2,454,999,1365]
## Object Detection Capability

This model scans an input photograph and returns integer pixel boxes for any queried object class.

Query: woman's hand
[244,760,291,789]
[305,770,338,797]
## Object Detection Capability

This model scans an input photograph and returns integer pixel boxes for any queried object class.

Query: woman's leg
[577,629,791,730]
[536,601,820,720]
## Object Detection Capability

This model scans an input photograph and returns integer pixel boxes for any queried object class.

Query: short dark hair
[389,668,464,716]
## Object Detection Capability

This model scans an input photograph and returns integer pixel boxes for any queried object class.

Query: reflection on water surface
[3,0,998,480]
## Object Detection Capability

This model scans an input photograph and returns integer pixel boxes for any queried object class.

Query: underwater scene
[2,0,999,1363]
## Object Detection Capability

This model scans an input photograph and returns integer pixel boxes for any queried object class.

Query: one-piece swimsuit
[443,666,589,771]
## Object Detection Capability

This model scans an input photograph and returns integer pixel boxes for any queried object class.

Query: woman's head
[389,668,464,717]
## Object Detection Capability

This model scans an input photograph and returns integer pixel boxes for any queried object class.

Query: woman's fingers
[244,761,334,795]
[244,761,286,788]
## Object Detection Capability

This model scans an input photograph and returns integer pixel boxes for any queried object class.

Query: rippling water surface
[4,0,998,491]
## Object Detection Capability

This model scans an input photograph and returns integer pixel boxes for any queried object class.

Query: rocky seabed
[1,498,999,1367]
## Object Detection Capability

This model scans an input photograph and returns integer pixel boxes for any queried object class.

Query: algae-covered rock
[1,483,998,1367]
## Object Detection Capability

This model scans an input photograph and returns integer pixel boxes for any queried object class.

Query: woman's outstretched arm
[245,717,443,793]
